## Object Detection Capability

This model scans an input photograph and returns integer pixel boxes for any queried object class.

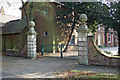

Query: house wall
[95,26,118,47]
[2,27,28,51]
[33,3,55,52]
[95,26,105,47]
[114,36,118,47]
[20,27,28,50]
[0,23,4,51]
[33,3,71,52]
[22,2,76,52]
[0,37,1,52]
[106,30,116,47]
[3,34,21,50]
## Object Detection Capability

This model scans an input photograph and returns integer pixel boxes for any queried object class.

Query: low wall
[3,45,27,57]
[88,35,120,67]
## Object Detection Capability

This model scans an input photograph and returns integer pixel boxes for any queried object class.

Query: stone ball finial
[29,21,35,27]
[79,14,87,22]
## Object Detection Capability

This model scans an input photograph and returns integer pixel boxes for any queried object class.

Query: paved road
[2,55,119,78]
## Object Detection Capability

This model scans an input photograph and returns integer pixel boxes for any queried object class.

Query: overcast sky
[0,0,22,18]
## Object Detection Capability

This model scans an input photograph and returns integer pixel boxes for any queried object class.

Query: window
[108,28,111,30]
[108,35,111,43]
[44,32,48,37]
[98,25,101,30]
[98,34,101,46]
[44,9,48,15]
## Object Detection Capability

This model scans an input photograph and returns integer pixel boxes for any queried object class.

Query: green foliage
[57,2,110,33]
[104,51,112,54]
[107,2,120,33]
[21,2,52,21]
[58,2,120,33]
[21,1,120,33]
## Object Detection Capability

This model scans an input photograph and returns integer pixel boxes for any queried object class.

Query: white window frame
[98,34,101,46]
[108,35,111,43]
[108,28,111,30]
[44,31,49,37]
[98,25,101,30]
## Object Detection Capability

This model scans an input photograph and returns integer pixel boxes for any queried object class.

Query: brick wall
[88,35,120,67]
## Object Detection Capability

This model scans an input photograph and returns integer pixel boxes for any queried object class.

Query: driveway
[2,55,119,78]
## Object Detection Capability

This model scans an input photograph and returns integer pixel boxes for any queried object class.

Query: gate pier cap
[79,14,87,22]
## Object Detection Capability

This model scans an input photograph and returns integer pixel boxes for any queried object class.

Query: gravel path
[2,55,119,78]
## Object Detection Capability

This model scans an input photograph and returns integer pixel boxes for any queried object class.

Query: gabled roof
[3,19,27,34]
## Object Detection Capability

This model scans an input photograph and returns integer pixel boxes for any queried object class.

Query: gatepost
[27,21,37,59]
[77,14,89,65]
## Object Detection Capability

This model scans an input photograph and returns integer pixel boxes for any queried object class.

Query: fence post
[60,44,63,58]
[41,43,44,57]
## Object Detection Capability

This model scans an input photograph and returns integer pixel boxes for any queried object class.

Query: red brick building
[2,2,78,53]
[94,25,118,47]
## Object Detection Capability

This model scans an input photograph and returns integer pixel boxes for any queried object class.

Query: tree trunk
[29,2,34,21]
[63,22,76,52]
[21,1,29,24]
[118,32,120,56]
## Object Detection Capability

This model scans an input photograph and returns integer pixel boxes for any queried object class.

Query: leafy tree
[56,2,79,51]
[58,1,120,55]
[20,1,34,26]
[93,1,120,55]
[20,0,51,26]
[20,1,120,55]
[104,1,120,55]
[57,2,109,51]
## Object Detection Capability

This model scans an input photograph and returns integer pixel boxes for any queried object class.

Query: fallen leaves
[57,70,120,79]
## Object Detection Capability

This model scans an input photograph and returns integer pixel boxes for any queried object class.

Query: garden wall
[88,35,120,67]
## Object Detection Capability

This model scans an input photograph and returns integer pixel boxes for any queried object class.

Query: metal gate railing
[41,43,78,59]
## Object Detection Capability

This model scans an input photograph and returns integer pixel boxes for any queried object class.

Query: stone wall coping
[91,37,120,59]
